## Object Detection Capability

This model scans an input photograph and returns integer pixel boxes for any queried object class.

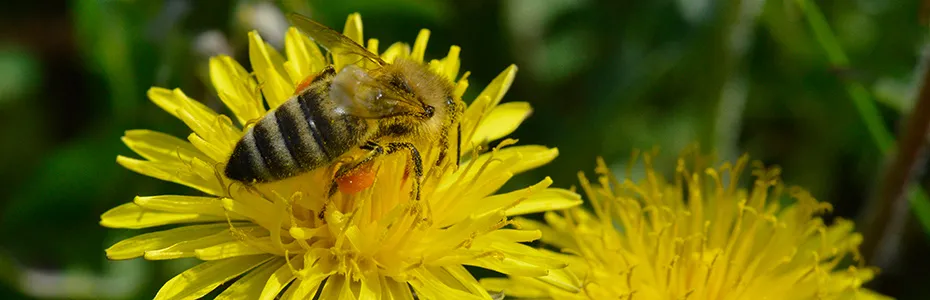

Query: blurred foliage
[1,0,930,299]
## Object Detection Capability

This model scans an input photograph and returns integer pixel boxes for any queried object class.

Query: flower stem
[867,45,930,267]
[795,0,930,262]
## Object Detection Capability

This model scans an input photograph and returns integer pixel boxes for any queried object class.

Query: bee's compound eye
[424,105,435,118]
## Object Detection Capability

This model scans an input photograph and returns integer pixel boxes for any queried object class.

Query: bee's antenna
[211,162,233,198]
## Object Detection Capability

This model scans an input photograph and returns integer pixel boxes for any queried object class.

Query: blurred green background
[1,0,929,299]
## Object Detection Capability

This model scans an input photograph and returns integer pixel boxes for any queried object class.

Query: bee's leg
[333,141,384,179]
[385,142,424,202]
[436,131,449,168]
[436,96,462,169]
[455,122,462,167]
[435,122,462,169]
[318,141,385,219]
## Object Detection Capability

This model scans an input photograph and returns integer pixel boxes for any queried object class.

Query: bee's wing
[330,65,425,119]
[288,13,386,67]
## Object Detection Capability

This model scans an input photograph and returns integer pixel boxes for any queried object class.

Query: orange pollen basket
[337,161,377,194]
[294,74,316,95]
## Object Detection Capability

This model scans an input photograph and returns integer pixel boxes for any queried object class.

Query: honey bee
[224,13,460,203]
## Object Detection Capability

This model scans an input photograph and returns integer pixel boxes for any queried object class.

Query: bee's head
[383,59,456,119]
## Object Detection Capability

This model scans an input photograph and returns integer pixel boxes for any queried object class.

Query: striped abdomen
[224,89,368,183]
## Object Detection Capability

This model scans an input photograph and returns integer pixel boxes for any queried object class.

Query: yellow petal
[512,218,572,250]
[460,171,513,204]
[278,286,296,300]
[222,197,280,233]
[410,29,430,63]
[259,256,301,300]
[462,65,517,139]
[367,38,379,55]
[117,155,224,196]
[439,152,529,208]
[186,113,241,156]
[105,223,231,260]
[358,269,382,300]
[493,231,543,248]
[382,276,415,300]
[248,31,294,109]
[196,239,272,260]
[147,87,217,121]
[318,275,352,299]
[505,188,581,216]
[476,65,518,109]
[286,278,323,300]
[479,277,550,298]
[421,213,500,257]
[470,102,532,146]
[469,255,550,278]
[187,132,228,163]
[433,265,490,297]
[148,88,242,151]
[429,59,444,77]
[504,146,559,174]
[99,202,224,229]
[209,55,265,125]
[122,129,209,164]
[446,145,559,192]
[216,258,285,300]
[466,238,566,277]
[343,13,364,45]
[149,88,242,147]
[284,27,325,84]
[281,251,334,299]
[154,255,273,300]
[333,13,364,72]
[441,46,461,81]
[149,88,240,149]
[134,195,229,218]
[143,225,264,260]
[381,42,411,63]
[532,267,582,294]
[461,177,552,221]
[453,76,469,99]
[408,268,486,300]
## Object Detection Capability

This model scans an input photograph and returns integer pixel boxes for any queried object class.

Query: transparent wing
[287,13,386,66]
[329,65,424,119]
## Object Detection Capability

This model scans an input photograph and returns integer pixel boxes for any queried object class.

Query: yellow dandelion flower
[102,13,581,300]
[482,151,892,300]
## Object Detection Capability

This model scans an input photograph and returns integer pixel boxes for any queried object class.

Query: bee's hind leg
[318,141,385,219]
[334,141,384,179]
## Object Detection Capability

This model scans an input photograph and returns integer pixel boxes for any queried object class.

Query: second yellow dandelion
[483,152,892,300]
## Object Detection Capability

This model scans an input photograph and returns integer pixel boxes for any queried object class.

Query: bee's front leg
[435,120,462,169]
[385,142,423,202]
